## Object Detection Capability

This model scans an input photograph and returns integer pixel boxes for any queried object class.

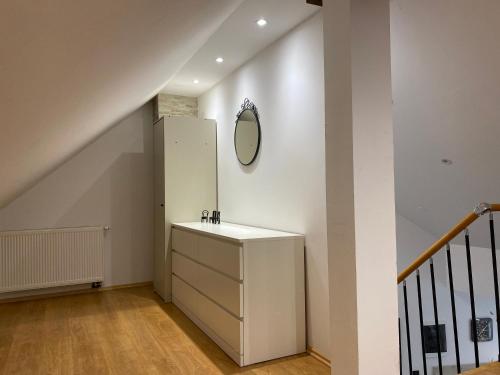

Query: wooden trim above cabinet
[306,0,322,6]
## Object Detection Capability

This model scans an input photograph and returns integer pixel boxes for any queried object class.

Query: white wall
[323,1,398,373]
[397,214,437,276]
[397,214,500,373]
[198,13,330,358]
[0,103,155,288]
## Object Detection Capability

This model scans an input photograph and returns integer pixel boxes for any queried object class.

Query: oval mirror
[234,99,261,166]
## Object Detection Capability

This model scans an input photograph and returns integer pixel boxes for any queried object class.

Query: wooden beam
[306,0,322,6]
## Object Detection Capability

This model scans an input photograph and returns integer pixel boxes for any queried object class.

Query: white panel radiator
[0,226,105,293]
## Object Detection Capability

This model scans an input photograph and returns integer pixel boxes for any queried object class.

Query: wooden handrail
[397,203,500,284]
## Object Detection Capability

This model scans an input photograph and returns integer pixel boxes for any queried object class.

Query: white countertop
[172,222,303,242]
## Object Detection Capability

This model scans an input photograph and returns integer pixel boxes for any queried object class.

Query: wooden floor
[465,363,500,374]
[0,286,329,375]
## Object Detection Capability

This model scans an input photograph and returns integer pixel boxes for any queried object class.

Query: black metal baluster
[430,258,443,375]
[399,318,403,375]
[446,244,461,373]
[489,212,500,362]
[403,281,413,374]
[416,270,428,375]
[465,229,480,368]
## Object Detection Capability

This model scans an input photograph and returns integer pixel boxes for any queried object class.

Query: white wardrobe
[153,116,217,302]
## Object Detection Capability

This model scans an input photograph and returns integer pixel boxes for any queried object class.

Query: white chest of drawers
[171,222,306,366]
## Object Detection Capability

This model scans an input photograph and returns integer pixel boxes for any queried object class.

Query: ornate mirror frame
[234,98,261,166]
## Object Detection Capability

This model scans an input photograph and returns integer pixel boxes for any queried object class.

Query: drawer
[173,251,242,317]
[198,236,242,280]
[172,229,197,259]
[172,251,198,286]
[172,274,198,315]
[197,285,242,354]
[172,275,242,355]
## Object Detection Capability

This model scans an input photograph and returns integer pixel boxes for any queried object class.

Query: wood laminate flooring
[0,286,329,375]
[464,363,500,375]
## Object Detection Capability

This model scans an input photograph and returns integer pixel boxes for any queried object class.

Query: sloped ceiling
[0,0,242,208]
[392,0,500,246]
[163,0,319,97]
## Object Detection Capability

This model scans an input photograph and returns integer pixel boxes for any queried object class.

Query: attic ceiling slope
[163,0,319,96]
[391,0,500,247]
[0,0,242,208]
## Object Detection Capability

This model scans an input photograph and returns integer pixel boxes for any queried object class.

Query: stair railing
[398,203,500,375]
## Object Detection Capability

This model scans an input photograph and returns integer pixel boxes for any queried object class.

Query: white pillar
[323,1,399,374]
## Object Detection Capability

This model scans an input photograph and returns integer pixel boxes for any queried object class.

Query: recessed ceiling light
[193,79,199,84]
[216,57,224,63]
[441,158,453,165]
[256,18,267,27]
